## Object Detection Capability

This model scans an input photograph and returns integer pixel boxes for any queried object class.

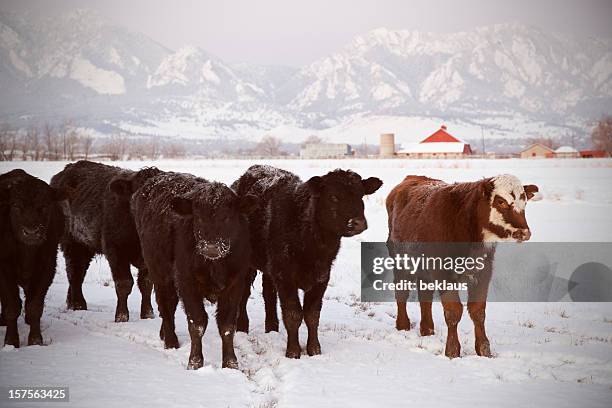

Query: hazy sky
[2,0,611,66]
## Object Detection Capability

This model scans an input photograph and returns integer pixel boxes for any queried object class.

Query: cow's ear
[480,179,494,198]
[51,187,68,202]
[524,184,539,200]
[362,177,383,195]
[171,196,193,216]
[239,194,258,215]
[306,176,324,196]
[109,178,133,196]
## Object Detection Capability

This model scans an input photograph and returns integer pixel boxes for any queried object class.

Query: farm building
[520,143,555,159]
[554,146,580,158]
[580,150,609,158]
[396,125,472,159]
[300,143,353,159]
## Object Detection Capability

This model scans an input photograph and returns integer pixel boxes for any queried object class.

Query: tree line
[0,122,186,161]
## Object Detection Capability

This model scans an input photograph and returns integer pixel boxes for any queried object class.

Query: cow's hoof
[140,307,154,320]
[265,320,279,333]
[115,312,129,323]
[420,325,435,336]
[445,341,461,359]
[236,320,249,334]
[285,347,301,359]
[164,334,180,349]
[476,340,492,357]
[307,341,321,356]
[187,356,203,370]
[28,333,44,346]
[222,359,239,369]
[396,318,411,331]
[4,334,20,348]
[68,299,88,311]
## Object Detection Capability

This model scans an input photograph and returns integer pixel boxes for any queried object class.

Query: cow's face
[109,167,162,199]
[2,178,65,246]
[482,174,539,242]
[307,170,382,237]
[171,184,257,260]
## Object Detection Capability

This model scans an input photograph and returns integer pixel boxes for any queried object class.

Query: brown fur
[386,175,537,358]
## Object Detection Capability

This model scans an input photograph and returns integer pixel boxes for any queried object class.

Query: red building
[397,125,472,158]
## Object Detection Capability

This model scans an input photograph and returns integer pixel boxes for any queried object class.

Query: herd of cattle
[0,161,538,369]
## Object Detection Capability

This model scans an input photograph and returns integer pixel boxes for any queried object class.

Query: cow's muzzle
[196,239,231,260]
[20,225,46,245]
[512,229,531,242]
[344,217,367,237]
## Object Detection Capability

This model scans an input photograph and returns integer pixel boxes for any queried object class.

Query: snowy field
[1,158,612,408]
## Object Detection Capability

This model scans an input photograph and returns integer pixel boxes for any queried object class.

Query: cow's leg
[62,240,93,310]
[418,287,435,336]
[262,272,279,332]
[105,249,134,322]
[137,268,154,319]
[176,275,208,370]
[441,290,463,358]
[0,274,21,348]
[0,299,6,326]
[303,280,328,356]
[394,270,411,330]
[236,268,256,333]
[276,278,302,358]
[468,301,491,357]
[216,279,244,369]
[155,278,179,349]
[468,261,492,357]
[24,282,52,346]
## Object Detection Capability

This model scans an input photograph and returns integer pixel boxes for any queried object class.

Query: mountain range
[0,9,610,148]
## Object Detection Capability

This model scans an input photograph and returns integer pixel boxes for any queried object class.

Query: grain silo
[380,133,395,157]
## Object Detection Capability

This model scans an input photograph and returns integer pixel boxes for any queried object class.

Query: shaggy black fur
[0,169,64,347]
[232,165,382,358]
[50,161,161,322]
[129,171,257,370]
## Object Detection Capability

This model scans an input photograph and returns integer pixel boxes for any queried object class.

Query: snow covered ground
[1,158,611,408]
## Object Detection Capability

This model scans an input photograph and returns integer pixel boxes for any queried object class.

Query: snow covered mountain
[0,9,610,145]
[281,24,612,120]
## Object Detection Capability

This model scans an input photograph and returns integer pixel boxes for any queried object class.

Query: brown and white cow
[386,174,539,358]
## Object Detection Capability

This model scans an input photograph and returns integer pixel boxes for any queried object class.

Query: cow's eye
[330,195,339,203]
[497,198,508,209]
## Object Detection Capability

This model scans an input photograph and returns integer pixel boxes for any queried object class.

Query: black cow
[233,165,382,358]
[50,161,161,322]
[126,171,257,369]
[0,169,64,347]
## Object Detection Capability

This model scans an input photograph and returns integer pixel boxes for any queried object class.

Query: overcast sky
[2,0,611,66]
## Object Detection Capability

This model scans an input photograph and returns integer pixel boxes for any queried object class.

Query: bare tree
[592,115,612,153]
[0,123,11,161]
[254,135,283,156]
[146,137,160,160]
[65,127,80,160]
[7,129,19,161]
[82,133,94,159]
[44,123,60,161]
[162,141,186,158]
[103,134,128,161]
[27,125,43,161]
[19,131,30,161]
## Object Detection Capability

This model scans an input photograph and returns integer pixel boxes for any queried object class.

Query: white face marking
[491,174,526,212]
[482,228,516,243]
[483,174,527,242]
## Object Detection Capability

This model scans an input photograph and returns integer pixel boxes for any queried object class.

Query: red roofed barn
[397,125,472,159]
